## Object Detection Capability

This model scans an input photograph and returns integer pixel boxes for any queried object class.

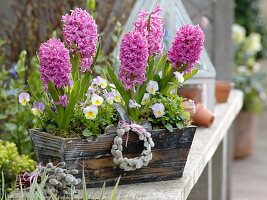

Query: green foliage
[108,52,197,122]
[232,24,266,115]
[0,140,37,193]
[0,46,43,157]
[1,166,120,200]
[139,94,190,130]
[234,0,267,58]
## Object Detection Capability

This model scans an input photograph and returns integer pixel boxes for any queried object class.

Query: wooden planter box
[29,126,196,188]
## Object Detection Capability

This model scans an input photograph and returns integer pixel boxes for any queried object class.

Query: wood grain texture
[29,126,196,188]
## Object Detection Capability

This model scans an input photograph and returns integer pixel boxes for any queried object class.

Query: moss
[50,121,87,138]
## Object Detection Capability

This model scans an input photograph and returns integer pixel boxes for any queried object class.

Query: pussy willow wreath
[111,122,155,171]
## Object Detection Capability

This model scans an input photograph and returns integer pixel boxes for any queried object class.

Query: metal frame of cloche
[112,0,216,112]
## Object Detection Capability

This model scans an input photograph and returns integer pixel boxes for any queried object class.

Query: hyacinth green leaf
[90,39,101,71]
[183,69,198,82]
[111,176,121,200]
[48,80,64,127]
[78,40,101,100]
[162,60,171,78]
[36,52,40,63]
[156,54,166,72]
[74,70,79,83]
[107,63,131,106]
[71,41,79,53]
[135,64,156,104]
[48,80,59,101]
[62,80,80,130]
[148,58,154,74]
[62,80,80,127]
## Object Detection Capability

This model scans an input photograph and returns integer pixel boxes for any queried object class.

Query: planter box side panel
[66,127,196,187]
[29,130,65,164]
[30,127,196,188]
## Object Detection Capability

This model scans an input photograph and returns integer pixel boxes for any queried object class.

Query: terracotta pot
[215,81,233,103]
[178,85,203,104]
[192,103,214,127]
[234,111,259,159]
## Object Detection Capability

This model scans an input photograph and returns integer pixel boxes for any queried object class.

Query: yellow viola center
[22,99,27,105]
[94,100,101,105]
[115,96,120,101]
[150,88,155,93]
[109,99,113,104]
[101,83,105,87]
[34,109,41,116]
[142,99,147,104]
[86,112,95,119]
[157,111,162,116]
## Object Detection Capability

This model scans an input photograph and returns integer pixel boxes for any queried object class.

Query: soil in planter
[50,121,87,138]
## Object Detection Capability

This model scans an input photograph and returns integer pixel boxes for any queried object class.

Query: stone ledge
[81,89,243,200]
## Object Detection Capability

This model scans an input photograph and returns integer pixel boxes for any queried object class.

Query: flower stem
[130,73,135,100]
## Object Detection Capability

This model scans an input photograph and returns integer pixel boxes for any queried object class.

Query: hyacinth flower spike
[159,24,205,94]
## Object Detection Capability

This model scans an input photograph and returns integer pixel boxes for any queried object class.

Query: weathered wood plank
[30,126,196,188]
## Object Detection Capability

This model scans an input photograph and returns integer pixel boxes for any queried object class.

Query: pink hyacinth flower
[62,8,98,73]
[119,31,149,91]
[167,24,205,73]
[134,5,164,56]
[38,38,72,91]
[54,94,69,108]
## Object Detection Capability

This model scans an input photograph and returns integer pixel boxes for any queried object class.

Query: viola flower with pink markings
[19,93,30,106]
[152,103,165,118]
[32,101,45,116]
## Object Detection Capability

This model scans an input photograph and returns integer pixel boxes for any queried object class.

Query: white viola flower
[146,81,158,95]
[141,93,150,105]
[105,92,115,104]
[152,103,165,118]
[114,92,121,102]
[31,101,45,116]
[19,93,30,106]
[129,99,141,108]
[83,105,98,120]
[92,76,108,89]
[91,94,104,106]
[174,71,184,84]
[98,77,107,89]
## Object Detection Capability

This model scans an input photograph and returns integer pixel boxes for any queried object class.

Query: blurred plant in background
[0,0,134,68]
[0,140,36,193]
[232,24,267,115]
[234,0,267,58]
[0,37,43,157]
